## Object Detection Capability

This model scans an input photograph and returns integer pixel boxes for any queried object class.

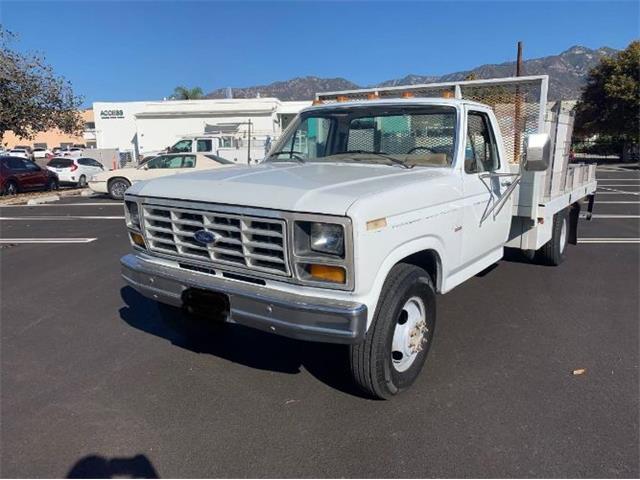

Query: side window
[171,140,192,153]
[145,156,164,169]
[78,158,90,166]
[465,112,499,173]
[23,161,40,171]
[182,155,196,168]
[166,155,185,168]
[8,158,26,170]
[196,139,212,152]
[280,117,332,159]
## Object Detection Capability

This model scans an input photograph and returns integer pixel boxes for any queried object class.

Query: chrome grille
[142,204,289,276]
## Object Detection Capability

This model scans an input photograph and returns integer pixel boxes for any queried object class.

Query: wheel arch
[107,176,131,188]
[363,237,447,329]
[397,249,443,292]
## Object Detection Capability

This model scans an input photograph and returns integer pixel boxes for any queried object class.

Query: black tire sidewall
[78,175,86,187]
[376,268,436,396]
[109,179,130,199]
[5,181,18,195]
[553,211,569,263]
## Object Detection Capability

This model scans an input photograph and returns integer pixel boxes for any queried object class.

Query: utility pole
[247,118,252,164]
[514,41,523,163]
[516,41,523,76]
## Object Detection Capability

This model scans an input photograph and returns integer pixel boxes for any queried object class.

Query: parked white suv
[46,157,104,187]
[8,149,30,159]
[33,148,52,159]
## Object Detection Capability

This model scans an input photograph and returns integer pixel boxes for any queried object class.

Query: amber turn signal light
[309,264,346,284]
[130,231,146,249]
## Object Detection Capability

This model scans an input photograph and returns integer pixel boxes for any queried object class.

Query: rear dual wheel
[350,264,436,399]
[537,209,569,266]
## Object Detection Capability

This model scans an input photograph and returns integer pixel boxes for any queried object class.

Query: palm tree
[171,86,205,100]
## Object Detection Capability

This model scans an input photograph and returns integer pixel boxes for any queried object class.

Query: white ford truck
[120,76,596,399]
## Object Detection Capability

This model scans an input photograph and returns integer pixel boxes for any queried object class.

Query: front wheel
[77,175,87,188]
[46,178,58,191]
[4,180,18,196]
[350,264,436,399]
[108,178,131,200]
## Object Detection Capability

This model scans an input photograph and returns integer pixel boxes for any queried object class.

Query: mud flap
[569,202,581,245]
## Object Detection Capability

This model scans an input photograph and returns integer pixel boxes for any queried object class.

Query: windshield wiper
[343,150,410,169]
[268,150,306,164]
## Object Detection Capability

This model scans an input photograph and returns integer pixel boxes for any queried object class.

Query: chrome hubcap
[391,296,428,372]
[112,181,127,197]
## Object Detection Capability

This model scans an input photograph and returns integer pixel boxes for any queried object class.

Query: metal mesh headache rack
[316,75,548,166]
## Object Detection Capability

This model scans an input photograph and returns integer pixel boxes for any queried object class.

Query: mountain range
[206,45,616,102]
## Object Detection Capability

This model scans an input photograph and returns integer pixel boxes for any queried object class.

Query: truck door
[461,108,513,265]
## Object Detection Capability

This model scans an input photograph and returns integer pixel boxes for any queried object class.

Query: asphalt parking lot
[1,166,638,478]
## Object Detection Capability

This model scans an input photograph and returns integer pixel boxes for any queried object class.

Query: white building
[93,98,310,162]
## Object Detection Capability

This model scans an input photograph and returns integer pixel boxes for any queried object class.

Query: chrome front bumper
[120,253,367,344]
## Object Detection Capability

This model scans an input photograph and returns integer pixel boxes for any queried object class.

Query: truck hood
[127,163,450,216]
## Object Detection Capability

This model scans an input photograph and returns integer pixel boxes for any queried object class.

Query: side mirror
[523,133,550,172]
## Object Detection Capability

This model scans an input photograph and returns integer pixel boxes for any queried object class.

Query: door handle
[501,180,513,187]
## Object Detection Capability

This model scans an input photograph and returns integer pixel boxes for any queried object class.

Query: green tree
[171,86,204,100]
[0,28,84,142]
[574,41,640,152]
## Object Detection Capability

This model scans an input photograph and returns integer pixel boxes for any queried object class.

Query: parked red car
[0,156,59,195]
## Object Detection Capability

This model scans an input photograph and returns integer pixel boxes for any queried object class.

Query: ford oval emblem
[193,230,219,245]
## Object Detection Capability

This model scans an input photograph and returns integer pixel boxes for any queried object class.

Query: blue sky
[2,1,638,105]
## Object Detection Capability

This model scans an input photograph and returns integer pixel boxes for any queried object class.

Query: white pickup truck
[120,76,596,399]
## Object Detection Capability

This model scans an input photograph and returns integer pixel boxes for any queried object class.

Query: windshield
[170,139,193,153]
[268,105,457,168]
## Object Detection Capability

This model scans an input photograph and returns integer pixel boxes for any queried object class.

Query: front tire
[350,264,436,399]
[108,178,131,200]
[4,180,18,196]
[77,175,87,188]
[46,178,58,191]
[538,209,569,266]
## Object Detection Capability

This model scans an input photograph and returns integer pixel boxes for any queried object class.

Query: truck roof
[302,97,489,113]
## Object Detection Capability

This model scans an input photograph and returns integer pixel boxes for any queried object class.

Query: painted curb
[27,195,60,206]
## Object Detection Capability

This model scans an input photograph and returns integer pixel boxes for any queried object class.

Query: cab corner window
[465,112,499,174]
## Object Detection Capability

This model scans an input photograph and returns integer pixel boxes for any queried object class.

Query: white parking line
[597,179,640,182]
[596,184,640,187]
[578,238,640,244]
[0,202,122,207]
[0,238,97,244]
[591,214,640,219]
[596,189,640,196]
[0,216,124,221]
[588,201,640,204]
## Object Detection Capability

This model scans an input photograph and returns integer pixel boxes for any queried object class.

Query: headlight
[292,218,352,290]
[310,222,344,256]
[125,200,141,229]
